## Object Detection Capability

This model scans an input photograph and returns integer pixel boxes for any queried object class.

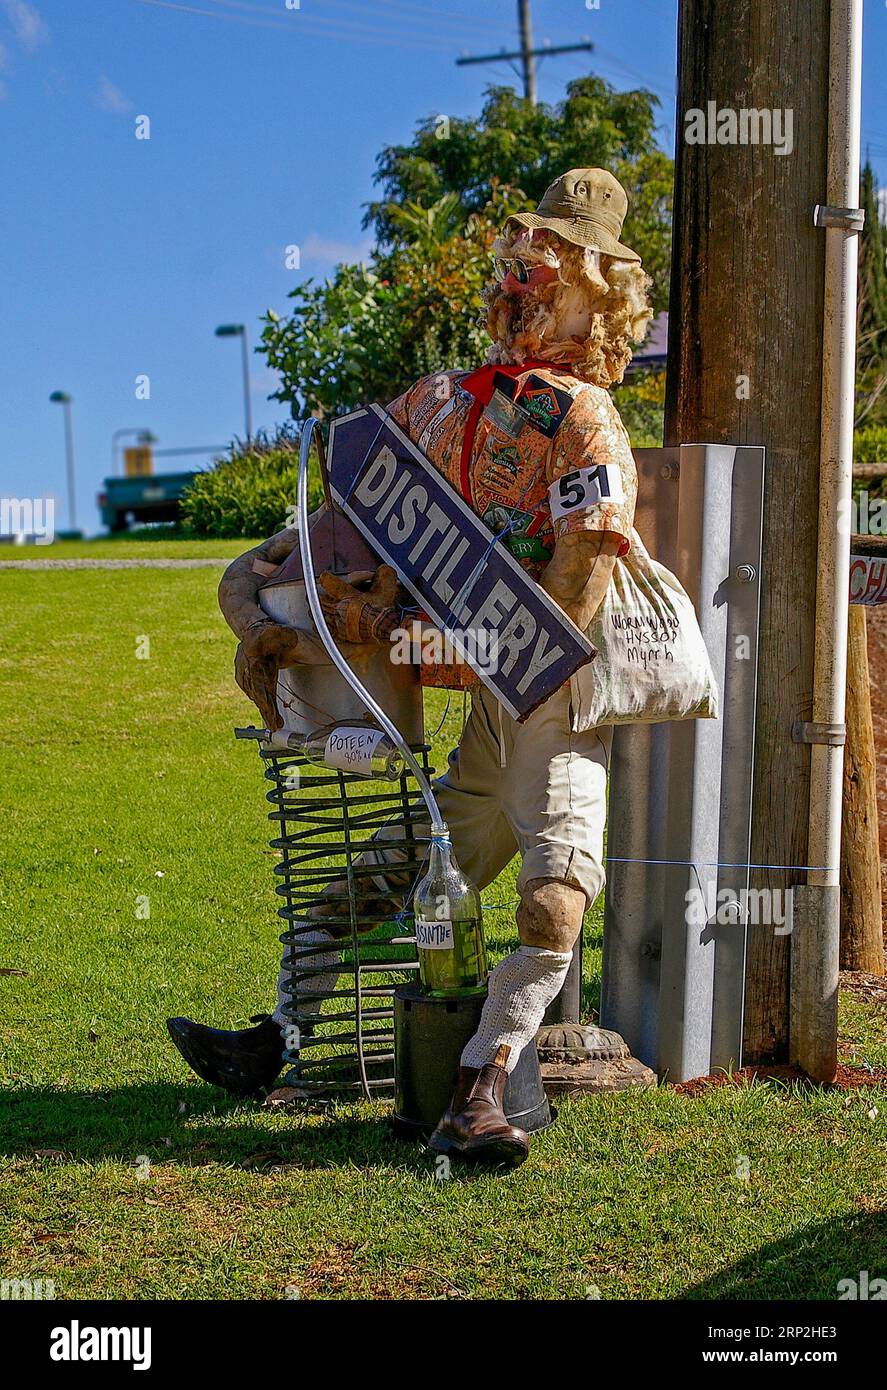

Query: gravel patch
[0,558,230,570]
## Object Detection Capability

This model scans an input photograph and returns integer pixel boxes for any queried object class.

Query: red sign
[850,553,887,606]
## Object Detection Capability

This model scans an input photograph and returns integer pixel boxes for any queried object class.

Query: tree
[366,79,672,298]
[260,192,503,420]
[383,193,465,257]
[856,161,887,428]
[260,79,674,419]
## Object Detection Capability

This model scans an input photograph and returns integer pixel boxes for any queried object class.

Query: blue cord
[604,856,838,873]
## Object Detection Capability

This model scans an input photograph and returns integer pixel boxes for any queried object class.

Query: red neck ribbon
[460,359,565,405]
[457,360,569,503]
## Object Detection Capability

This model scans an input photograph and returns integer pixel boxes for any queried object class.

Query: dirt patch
[675,1065,804,1097]
[294,1244,461,1300]
[840,968,887,1006]
[674,1062,887,1098]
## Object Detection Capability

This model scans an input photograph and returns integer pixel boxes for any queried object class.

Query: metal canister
[258,504,424,744]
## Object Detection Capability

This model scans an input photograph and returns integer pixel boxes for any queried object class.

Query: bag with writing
[572,528,719,727]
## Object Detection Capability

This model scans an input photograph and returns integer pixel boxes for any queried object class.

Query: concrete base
[540,1054,657,1094]
[536,1022,657,1095]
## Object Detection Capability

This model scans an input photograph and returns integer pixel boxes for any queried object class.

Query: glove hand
[317,564,401,644]
[234,621,306,732]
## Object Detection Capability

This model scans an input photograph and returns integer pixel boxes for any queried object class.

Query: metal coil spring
[259,744,435,1101]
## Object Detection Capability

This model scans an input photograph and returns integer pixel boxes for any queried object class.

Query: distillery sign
[327,405,596,720]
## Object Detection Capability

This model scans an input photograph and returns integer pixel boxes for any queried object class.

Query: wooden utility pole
[841,605,884,971]
[665,1,832,1061]
[455,1,592,106]
[518,0,538,107]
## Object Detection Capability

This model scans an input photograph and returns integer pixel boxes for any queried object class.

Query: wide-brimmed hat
[505,168,640,263]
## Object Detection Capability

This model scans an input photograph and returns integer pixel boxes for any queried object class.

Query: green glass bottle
[413,834,487,997]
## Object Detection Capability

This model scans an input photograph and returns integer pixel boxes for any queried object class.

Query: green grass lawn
[1,544,886,1301]
[0,535,260,561]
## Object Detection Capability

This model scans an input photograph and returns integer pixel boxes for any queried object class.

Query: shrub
[260,200,500,419]
[853,424,887,506]
[180,425,325,538]
[612,366,665,448]
[854,423,887,465]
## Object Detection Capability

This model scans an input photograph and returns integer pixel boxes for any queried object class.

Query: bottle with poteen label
[413,833,487,996]
[235,722,404,780]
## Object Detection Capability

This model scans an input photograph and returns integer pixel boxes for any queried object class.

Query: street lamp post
[214,323,252,443]
[49,391,77,533]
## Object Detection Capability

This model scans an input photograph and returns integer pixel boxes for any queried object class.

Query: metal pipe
[794,0,862,1079]
[296,417,448,836]
[61,397,77,532]
[240,327,253,443]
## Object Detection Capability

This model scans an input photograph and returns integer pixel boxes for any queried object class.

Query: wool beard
[484,283,611,379]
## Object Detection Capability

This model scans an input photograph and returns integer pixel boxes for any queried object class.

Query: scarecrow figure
[169,169,652,1164]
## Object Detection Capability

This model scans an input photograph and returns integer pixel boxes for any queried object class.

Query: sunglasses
[492,256,534,285]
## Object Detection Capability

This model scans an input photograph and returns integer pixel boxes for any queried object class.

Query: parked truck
[98,470,199,532]
[97,442,200,532]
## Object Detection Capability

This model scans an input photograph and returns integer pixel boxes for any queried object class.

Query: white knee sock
[460,945,573,1074]
[272,927,341,1040]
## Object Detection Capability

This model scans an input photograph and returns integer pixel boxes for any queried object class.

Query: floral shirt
[387,365,637,688]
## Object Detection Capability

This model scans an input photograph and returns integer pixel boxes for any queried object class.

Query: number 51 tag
[549,463,624,521]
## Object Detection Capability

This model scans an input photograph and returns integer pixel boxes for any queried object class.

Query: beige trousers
[428,684,610,902]
[275,685,611,1024]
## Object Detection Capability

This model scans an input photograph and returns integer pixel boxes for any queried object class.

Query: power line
[203,0,467,45]
[202,0,464,50]
[191,0,490,52]
[134,0,466,54]
[332,0,506,38]
[455,0,592,107]
[592,44,672,97]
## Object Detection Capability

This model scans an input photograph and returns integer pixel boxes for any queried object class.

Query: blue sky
[1,0,886,535]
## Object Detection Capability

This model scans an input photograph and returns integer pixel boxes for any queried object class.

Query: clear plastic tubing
[296,417,448,838]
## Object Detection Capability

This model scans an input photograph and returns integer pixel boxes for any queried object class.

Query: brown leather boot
[428,1045,530,1166]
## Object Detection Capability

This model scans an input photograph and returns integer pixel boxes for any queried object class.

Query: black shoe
[166,1013,285,1097]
